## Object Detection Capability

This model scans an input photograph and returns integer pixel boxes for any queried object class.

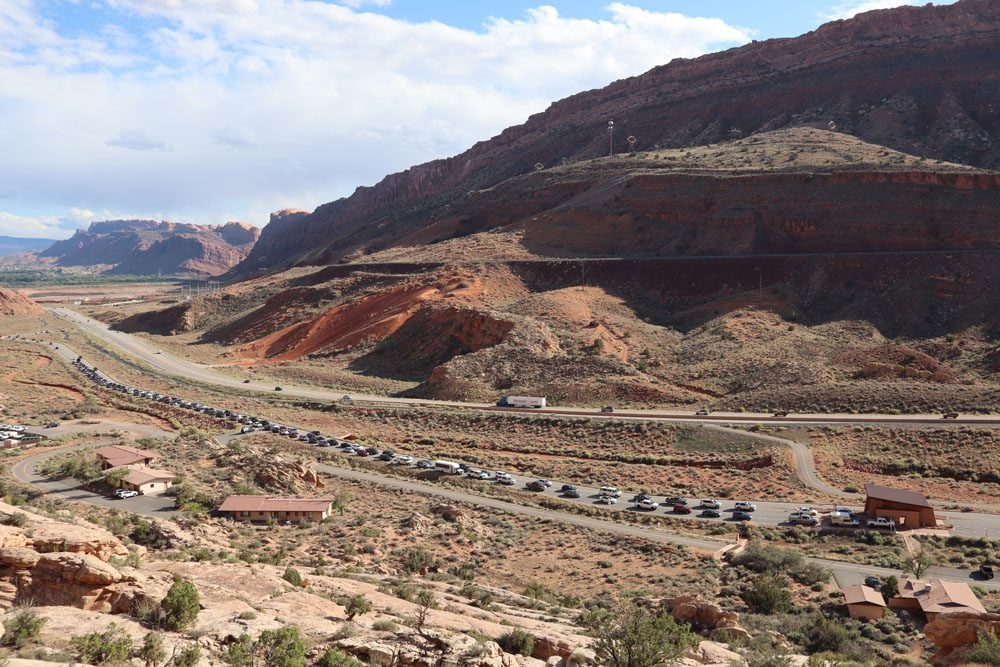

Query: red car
[672,505,692,514]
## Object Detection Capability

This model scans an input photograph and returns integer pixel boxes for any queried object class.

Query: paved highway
[47,307,1000,428]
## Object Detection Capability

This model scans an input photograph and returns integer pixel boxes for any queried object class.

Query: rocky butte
[41,220,261,278]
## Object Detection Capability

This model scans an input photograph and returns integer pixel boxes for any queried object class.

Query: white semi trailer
[496,396,547,408]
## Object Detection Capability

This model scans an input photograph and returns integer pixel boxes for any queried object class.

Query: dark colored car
[600,406,614,413]
[980,564,995,580]
[773,411,788,417]
[700,509,721,518]
[561,486,581,498]
[664,497,687,506]
[560,484,576,492]
[942,412,959,419]
[632,493,652,503]
[672,505,692,514]
[525,480,546,492]
[732,510,752,521]
[274,386,283,391]
[864,576,882,590]
[378,451,395,461]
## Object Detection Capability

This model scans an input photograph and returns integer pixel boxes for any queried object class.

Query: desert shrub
[69,623,133,664]
[881,575,899,601]
[282,567,303,587]
[172,644,201,667]
[256,627,305,667]
[237,610,257,620]
[741,574,792,614]
[371,619,398,632]
[317,647,364,667]
[965,630,1000,666]
[497,629,535,657]
[0,609,46,648]
[344,594,371,621]
[160,577,200,631]
[398,547,435,574]
[737,636,794,667]
[732,543,829,585]
[0,512,27,527]
[592,603,697,667]
[137,632,166,667]
[226,634,256,667]
[797,613,861,656]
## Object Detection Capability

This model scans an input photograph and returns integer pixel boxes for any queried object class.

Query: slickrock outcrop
[924,611,1000,665]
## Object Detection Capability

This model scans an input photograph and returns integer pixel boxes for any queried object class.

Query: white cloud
[0,2,752,235]
[106,129,173,151]
[821,0,956,21]
[339,0,392,8]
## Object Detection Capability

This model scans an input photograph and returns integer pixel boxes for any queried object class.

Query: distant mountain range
[40,220,261,277]
[0,236,58,255]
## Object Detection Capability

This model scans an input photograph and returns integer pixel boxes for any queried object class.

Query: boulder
[532,636,573,660]
[924,611,1000,664]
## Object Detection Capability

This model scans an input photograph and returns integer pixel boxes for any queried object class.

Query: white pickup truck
[866,517,896,529]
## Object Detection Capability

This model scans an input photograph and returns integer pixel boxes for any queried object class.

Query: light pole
[607,120,614,156]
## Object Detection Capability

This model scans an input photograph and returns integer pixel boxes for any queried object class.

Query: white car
[536,479,552,487]
[599,486,622,498]
[636,498,659,511]
[797,506,819,517]
[115,489,139,499]
[700,499,721,509]
[597,494,619,505]
[499,476,516,486]
[395,455,414,465]
[734,501,757,512]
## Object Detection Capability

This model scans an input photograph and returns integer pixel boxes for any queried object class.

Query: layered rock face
[236,0,1000,273]
[0,503,147,613]
[924,611,1000,665]
[41,219,261,277]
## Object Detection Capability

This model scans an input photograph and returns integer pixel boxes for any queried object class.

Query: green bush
[0,609,46,648]
[69,623,133,665]
[797,613,861,656]
[497,629,535,657]
[282,567,303,587]
[0,512,27,527]
[593,604,697,667]
[371,619,398,632]
[965,630,1000,666]
[317,647,364,667]
[138,632,166,667]
[344,594,372,621]
[172,644,201,667]
[161,577,200,631]
[256,627,305,667]
[741,574,792,614]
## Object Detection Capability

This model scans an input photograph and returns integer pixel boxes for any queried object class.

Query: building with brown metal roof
[864,483,936,529]
[888,578,986,621]
[95,444,157,470]
[842,584,887,620]
[217,495,336,523]
[120,468,176,495]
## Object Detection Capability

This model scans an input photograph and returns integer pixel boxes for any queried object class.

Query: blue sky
[0,0,957,239]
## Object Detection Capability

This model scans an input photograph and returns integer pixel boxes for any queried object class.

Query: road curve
[47,307,1000,428]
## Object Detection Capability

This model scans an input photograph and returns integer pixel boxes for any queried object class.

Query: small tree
[161,577,201,631]
[138,632,166,667]
[172,643,201,667]
[226,634,255,667]
[904,548,935,579]
[70,623,134,665]
[881,575,899,601]
[741,574,792,614]
[282,567,303,587]
[593,603,697,667]
[317,647,363,667]
[413,589,436,636]
[0,609,46,648]
[497,629,535,657]
[344,594,372,621]
[256,627,305,667]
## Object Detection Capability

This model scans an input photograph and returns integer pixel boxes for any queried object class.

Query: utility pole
[607,120,614,156]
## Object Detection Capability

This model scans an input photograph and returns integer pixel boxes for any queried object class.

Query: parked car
[597,494,619,505]
[536,479,552,487]
[115,489,139,499]
[600,406,614,413]
[498,476,516,486]
[864,576,882,590]
[274,386,282,391]
[695,408,711,416]
[560,484,577,493]
[636,498,659,511]
[700,509,721,518]
[734,501,757,512]
[772,411,788,417]
[599,486,622,498]
[866,517,896,530]
[415,459,435,469]
[732,510,753,521]
[979,564,995,580]
[45,421,59,428]
[797,507,819,517]
[788,513,819,526]
[632,492,652,503]
[395,455,414,465]
[700,499,721,509]
[664,496,687,506]
[525,480,546,492]
[942,412,959,419]
[562,487,581,499]
[672,505,692,514]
